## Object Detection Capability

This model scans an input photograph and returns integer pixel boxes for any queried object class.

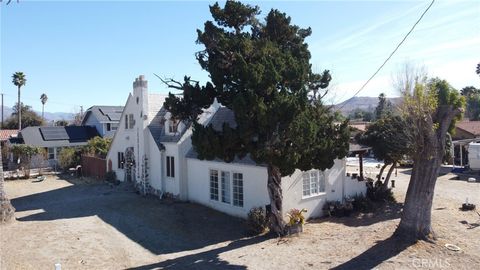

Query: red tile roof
[0,129,18,141]
[456,121,480,136]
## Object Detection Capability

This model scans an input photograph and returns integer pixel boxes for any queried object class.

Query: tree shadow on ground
[11,181,252,255]
[126,235,272,270]
[309,202,403,227]
[331,234,415,270]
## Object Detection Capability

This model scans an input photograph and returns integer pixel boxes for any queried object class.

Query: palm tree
[12,72,26,130]
[0,146,15,223]
[40,93,48,121]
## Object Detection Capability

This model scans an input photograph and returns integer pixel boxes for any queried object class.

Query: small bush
[323,200,354,217]
[366,181,396,203]
[58,148,81,170]
[286,208,307,226]
[105,171,117,182]
[350,194,376,213]
[246,207,268,235]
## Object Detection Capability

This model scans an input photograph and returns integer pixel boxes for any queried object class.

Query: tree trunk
[396,155,440,240]
[42,104,45,122]
[0,145,15,224]
[18,86,21,131]
[377,164,387,182]
[267,165,286,235]
[382,162,396,190]
[396,105,459,240]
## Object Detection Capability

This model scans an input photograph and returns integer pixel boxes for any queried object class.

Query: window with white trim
[221,171,231,203]
[210,170,219,201]
[302,170,325,197]
[233,173,244,207]
[166,156,175,178]
[48,147,55,160]
[117,152,125,169]
[111,123,118,131]
[128,114,135,129]
[125,115,129,129]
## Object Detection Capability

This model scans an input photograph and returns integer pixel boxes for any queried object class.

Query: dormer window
[169,119,179,133]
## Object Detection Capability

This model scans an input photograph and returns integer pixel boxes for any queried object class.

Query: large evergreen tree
[374,93,393,120]
[357,115,413,190]
[163,1,349,234]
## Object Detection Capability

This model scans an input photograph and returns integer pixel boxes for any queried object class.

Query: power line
[338,0,435,110]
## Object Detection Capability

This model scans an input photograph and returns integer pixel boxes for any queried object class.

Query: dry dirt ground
[1,170,479,270]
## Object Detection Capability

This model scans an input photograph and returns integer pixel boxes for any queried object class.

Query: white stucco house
[107,75,366,220]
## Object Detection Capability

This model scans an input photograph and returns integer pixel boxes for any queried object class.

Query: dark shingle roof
[147,94,191,149]
[456,121,480,136]
[209,107,237,131]
[185,107,260,166]
[19,126,100,147]
[82,105,124,124]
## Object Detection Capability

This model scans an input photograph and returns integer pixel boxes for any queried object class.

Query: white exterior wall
[186,157,366,220]
[163,142,181,196]
[147,131,163,190]
[187,158,270,218]
[106,94,137,182]
[468,143,480,170]
[282,159,347,219]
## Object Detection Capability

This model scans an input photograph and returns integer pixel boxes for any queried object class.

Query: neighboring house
[452,121,480,166]
[82,105,124,138]
[14,126,99,164]
[0,129,18,146]
[454,121,480,140]
[107,75,366,220]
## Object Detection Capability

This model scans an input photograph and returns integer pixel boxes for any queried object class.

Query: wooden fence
[81,155,106,179]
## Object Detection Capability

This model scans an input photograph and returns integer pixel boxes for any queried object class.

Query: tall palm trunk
[0,146,15,223]
[17,86,21,130]
[42,104,45,121]
[267,165,286,235]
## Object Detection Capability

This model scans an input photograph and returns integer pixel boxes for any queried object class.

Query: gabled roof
[147,94,190,149]
[185,107,258,166]
[19,126,100,147]
[82,105,124,125]
[456,121,480,136]
[0,129,18,141]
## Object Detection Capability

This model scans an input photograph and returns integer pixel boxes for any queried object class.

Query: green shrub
[350,194,376,213]
[366,181,396,203]
[58,148,80,170]
[246,207,268,235]
[323,200,354,217]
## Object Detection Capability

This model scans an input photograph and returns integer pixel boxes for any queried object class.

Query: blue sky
[1,0,479,113]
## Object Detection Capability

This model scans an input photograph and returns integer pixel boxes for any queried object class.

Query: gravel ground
[0,170,479,269]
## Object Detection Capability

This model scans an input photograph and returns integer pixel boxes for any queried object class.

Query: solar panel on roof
[40,127,69,141]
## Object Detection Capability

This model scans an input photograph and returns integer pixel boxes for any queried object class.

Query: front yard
[1,170,479,269]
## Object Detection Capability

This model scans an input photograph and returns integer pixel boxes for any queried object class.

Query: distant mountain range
[0,97,403,122]
[0,106,74,122]
[334,96,402,115]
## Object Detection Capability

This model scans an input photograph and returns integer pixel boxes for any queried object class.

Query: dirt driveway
[1,171,479,269]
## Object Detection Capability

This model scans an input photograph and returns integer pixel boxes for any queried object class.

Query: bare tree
[394,63,464,240]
